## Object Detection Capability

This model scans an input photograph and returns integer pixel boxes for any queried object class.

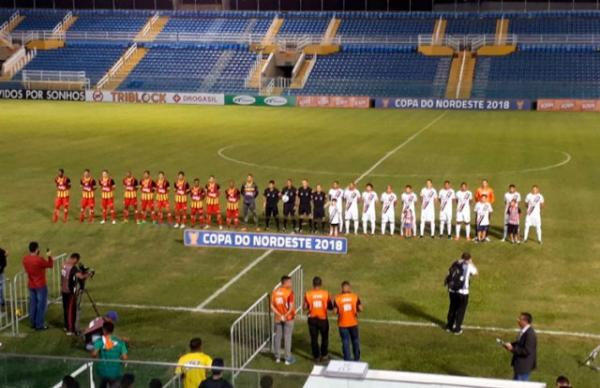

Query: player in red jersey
[139,170,155,224]
[155,171,172,225]
[205,175,223,229]
[174,171,190,229]
[122,171,139,223]
[99,170,117,224]
[79,169,96,223]
[225,180,241,228]
[190,178,206,227]
[53,168,71,223]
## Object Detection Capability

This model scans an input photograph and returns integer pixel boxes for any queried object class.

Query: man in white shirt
[502,184,522,241]
[400,185,418,237]
[523,185,544,244]
[438,180,455,239]
[474,194,493,242]
[445,252,478,335]
[361,183,378,235]
[380,185,397,236]
[455,182,473,240]
[420,179,437,238]
[343,182,361,235]
[328,181,344,233]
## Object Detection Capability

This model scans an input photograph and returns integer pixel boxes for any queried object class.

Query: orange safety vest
[335,292,360,328]
[271,286,295,321]
[304,289,330,320]
[475,187,495,204]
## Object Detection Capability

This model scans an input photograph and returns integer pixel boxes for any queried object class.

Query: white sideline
[198,112,449,309]
[92,301,600,340]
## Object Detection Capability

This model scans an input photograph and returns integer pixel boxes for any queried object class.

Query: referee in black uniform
[281,179,297,232]
[263,180,280,231]
[312,184,326,234]
[297,179,313,233]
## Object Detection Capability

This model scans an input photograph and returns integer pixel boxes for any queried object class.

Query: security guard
[334,281,363,361]
[263,180,280,231]
[303,276,332,363]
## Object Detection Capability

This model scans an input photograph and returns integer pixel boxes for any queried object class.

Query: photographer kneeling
[61,253,92,335]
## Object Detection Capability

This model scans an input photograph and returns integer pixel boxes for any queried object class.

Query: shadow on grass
[395,300,445,327]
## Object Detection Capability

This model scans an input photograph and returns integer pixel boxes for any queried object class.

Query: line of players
[53,169,545,243]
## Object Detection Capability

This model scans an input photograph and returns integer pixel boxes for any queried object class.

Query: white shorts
[420,210,435,222]
[345,208,358,221]
[525,215,541,227]
[381,212,395,224]
[362,212,376,223]
[439,210,452,222]
[456,211,470,223]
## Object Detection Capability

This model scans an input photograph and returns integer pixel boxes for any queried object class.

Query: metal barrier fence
[50,362,95,388]
[230,265,303,387]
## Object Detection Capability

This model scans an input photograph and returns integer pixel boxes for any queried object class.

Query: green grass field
[1,100,599,387]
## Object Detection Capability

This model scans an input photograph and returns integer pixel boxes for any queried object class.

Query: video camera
[77,263,95,289]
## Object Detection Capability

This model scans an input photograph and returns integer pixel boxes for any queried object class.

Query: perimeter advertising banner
[296,95,370,109]
[86,90,224,105]
[183,229,348,255]
[0,89,86,101]
[224,95,296,107]
[374,97,532,111]
[537,99,600,112]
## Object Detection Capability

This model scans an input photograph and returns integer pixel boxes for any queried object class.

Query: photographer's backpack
[445,261,466,292]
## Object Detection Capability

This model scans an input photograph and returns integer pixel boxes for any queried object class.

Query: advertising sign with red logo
[86,90,224,105]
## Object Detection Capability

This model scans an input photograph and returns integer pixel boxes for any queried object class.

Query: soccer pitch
[1,100,599,387]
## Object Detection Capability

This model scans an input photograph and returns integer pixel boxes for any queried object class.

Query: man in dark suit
[503,312,537,381]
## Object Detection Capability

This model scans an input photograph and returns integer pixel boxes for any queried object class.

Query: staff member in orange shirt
[304,276,333,363]
[334,281,363,361]
[271,275,295,365]
[475,179,495,204]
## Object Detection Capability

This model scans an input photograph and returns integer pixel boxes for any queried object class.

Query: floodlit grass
[0,101,599,387]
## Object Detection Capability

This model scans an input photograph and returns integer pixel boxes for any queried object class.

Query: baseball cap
[105,311,119,322]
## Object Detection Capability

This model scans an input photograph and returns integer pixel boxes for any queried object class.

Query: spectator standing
[445,252,478,335]
[0,248,7,311]
[271,275,296,365]
[175,337,213,388]
[91,321,128,388]
[303,276,333,363]
[502,312,538,381]
[120,374,135,388]
[334,281,363,361]
[148,379,163,388]
[199,358,233,388]
[22,242,53,330]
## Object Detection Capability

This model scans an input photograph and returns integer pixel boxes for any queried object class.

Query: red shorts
[141,200,154,211]
[191,206,204,214]
[55,197,70,209]
[156,200,170,210]
[206,204,220,215]
[102,198,115,209]
[81,198,95,209]
[175,202,187,211]
[226,209,239,219]
[124,198,137,208]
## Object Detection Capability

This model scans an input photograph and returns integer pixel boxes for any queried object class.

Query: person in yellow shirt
[175,337,213,388]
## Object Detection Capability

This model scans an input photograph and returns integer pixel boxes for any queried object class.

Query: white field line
[90,301,600,340]
[199,113,449,309]
[195,249,274,310]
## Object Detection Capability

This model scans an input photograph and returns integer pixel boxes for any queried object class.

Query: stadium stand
[278,16,329,36]
[445,15,497,34]
[13,10,65,31]
[337,14,434,37]
[69,14,148,33]
[160,16,272,35]
[509,15,600,34]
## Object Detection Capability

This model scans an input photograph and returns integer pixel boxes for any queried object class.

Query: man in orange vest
[334,281,363,361]
[303,276,333,363]
[271,275,295,365]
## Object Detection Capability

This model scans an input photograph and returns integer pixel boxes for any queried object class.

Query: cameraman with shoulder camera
[61,253,92,335]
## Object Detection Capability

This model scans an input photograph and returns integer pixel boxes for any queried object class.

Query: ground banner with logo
[296,95,370,109]
[537,99,600,112]
[0,89,86,101]
[86,90,224,105]
[374,97,532,111]
[224,95,296,107]
[183,229,348,254]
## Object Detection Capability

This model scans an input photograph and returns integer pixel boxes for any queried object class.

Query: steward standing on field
[241,174,259,230]
[303,276,333,363]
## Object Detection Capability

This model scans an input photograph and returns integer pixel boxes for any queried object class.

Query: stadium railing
[22,70,90,90]
[50,362,94,388]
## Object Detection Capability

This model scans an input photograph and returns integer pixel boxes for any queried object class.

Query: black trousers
[446,292,469,331]
[308,317,329,359]
[62,292,77,333]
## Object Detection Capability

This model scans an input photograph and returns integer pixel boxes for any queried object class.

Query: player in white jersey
[438,180,455,239]
[343,182,361,235]
[501,184,522,241]
[455,182,473,240]
[361,183,378,235]
[523,185,544,244]
[419,179,437,238]
[328,181,344,233]
[380,185,397,235]
[400,185,418,237]
[474,194,493,242]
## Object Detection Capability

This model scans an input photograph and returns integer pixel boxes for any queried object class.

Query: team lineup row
[52,169,545,243]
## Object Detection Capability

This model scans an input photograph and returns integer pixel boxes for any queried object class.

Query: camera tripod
[74,288,101,333]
